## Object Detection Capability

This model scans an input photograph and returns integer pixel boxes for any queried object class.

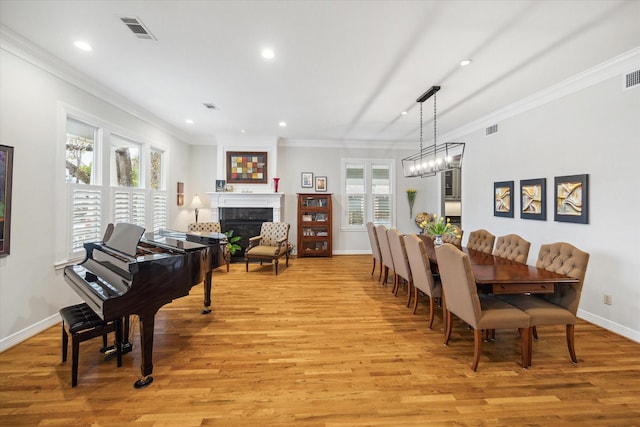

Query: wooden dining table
[418,235,578,295]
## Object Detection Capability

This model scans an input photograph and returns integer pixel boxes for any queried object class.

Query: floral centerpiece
[406,188,417,218]
[420,214,458,245]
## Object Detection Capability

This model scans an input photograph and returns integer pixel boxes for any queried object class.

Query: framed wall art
[520,178,546,221]
[226,151,268,184]
[1,145,14,257]
[215,179,226,192]
[554,174,588,224]
[315,176,327,192]
[494,180,514,218]
[301,172,313,188]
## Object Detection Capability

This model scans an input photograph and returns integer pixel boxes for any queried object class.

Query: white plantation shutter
[113,189,146,227]
[342,159,393,230]
[152,191,167,232]
[70,184,102,252]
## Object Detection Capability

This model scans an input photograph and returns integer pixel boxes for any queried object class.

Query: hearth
[220,208,272,261]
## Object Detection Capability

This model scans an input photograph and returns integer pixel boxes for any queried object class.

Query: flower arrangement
[406,188,417,218]
[420,214,458,237]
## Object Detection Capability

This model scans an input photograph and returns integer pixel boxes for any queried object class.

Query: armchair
[244,222,290,275]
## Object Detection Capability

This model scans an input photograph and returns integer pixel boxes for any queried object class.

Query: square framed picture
[226,151,268,184]
[554,174,588,224]
[301,172,313,188]
[215,179,226,192]
[520,178,546,221]
[494,180,514,218]
[315,176,327,192]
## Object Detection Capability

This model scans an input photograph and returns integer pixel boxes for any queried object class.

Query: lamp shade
[190,194,202,209]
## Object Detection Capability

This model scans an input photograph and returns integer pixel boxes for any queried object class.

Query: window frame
[341,158,394,231]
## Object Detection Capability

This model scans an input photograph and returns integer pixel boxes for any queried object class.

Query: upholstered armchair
[388,228,413,307]
[466,229,495,254]
[494,234,531,264]
[405,234,442,328]
[375,225,394,286]
[244,222,290,275]
[188,222,230,272]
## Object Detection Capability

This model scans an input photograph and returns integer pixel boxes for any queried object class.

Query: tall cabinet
[297,193,332,257]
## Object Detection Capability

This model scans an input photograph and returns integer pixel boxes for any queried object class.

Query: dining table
[418,235,578,295]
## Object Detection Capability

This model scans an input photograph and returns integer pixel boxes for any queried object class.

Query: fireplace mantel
[205,192,284,222]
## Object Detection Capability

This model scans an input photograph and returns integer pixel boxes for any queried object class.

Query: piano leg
[201,270,212,314]
[134,313,155,389]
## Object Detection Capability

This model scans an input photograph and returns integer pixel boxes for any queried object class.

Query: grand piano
[64,223,226,388]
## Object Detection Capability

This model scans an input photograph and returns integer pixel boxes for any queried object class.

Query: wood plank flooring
[1,255,639,426]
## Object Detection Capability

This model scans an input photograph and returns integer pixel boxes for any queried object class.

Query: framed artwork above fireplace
[226,151,268,184]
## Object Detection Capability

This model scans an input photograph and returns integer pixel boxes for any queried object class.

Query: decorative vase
[273,177,280,193]
[434,235,443,246]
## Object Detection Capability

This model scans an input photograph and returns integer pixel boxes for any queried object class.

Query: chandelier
[402,86,464,177]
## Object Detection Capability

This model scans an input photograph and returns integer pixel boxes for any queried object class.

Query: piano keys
[64,224,226,388]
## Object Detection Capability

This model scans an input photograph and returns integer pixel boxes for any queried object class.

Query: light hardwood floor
[1,255,639,426]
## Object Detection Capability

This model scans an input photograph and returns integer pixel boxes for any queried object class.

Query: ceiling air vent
[120,17,156,40]
[625,69,640,90]
[203,103,218,110]
[485,124,498,136]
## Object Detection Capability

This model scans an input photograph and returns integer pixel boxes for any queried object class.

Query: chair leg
[412,287,419,314]
[472,329,482,371]
[406,281,412,308]
[566,324,577,364]
[443,310,453,346]
[427,297,435,330]
[378,262,383,282]
[381,266,388,286]
[274,259,279,275]
[285,252,289,267]
[245,259,249,272]
[532,326,538,340]
[519,327,530,369]
[371,259,376,276]
[62,322,68,363]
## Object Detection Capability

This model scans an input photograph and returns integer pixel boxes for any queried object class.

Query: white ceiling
[1,0,639,145]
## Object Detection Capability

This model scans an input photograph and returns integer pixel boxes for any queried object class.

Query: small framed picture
[554,174,588,224]
[215,179,226,192]
[520,178,546,221]
[315,176,327,192]
[301,172,313,188]
[494,180,514,218]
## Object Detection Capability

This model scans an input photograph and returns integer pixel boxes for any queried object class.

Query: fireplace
[205,192,285,261]
[220,208,272,260]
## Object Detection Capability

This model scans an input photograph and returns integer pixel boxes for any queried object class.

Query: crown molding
[0,25,192,143]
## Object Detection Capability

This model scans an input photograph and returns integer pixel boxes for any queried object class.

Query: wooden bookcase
[297,193,332,257]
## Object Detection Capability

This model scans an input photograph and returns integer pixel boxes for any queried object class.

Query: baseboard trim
[578,309,639,343]
[0,313,61,353]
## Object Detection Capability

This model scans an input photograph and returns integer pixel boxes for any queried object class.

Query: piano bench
[60,303,122,387]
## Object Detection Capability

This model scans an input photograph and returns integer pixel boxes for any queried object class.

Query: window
[342,159,393,230]
[59,112,168,261]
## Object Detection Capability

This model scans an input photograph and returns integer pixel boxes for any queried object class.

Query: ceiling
[1,0,638,145]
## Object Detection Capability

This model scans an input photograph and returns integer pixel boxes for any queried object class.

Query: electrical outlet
[604,294,612,305]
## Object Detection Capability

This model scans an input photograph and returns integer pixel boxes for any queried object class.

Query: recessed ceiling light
[240,129,246,133]
[261,48,275,60]
[460,59,472,67]
[278,121,287,127]
[185,119,194,124]
[74,40,92,51]
[401,111,408,116]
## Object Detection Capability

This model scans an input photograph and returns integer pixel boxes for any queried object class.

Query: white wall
[0,46,190,350]
[460,66,640,341]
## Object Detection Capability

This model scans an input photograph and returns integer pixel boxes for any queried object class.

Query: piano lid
[142,229,212,252]
[105,223,146,256]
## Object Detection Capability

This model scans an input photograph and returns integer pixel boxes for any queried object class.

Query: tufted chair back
[375,225,394,282]
[188,222,222,233]
[387,229,414,305]
[245,222,290,275]
[536,242,590,314]
[466,229,496,254]
[494,234,531,264]
[441,226,463,246]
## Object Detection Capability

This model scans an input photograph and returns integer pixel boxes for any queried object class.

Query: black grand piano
[64,223,226,388]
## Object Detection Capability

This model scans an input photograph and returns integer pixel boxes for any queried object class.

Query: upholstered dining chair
[375,225,395,286]
[435,243,531,371]
[498,242,589,365]
[441,225,463,246]
[387,228,413,307]
[188,222,230,272]
[244,222,290,275]
[405,234,442,328]
[493,234,531,264]
[466,229,496,254]
[366,222,383,281]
